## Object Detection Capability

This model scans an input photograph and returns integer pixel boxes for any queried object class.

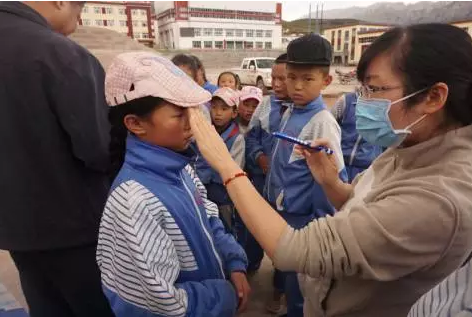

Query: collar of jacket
[0,2,51,30]
[293,95,326,112]
[125,134,192,183]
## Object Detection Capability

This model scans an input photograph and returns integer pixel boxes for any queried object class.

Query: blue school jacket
[97,135,247,317]
[265,96,347,227]
[194,121,245,205]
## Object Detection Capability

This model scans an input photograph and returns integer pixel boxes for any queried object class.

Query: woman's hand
[295,139,339,187]
[188,107,241,178]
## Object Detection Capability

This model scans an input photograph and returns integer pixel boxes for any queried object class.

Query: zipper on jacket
[180,174,225,278]
[267,107,293,201]
[349,135,362,166]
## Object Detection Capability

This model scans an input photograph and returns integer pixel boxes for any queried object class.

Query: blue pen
[272,132,334,155]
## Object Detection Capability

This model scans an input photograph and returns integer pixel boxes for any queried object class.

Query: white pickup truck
[232,57,275,92]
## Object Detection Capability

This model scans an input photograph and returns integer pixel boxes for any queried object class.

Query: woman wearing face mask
[187,23,472,317]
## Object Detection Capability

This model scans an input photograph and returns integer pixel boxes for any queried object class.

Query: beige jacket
[274,125,472,317]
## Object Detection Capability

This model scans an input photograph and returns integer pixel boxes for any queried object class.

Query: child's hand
[257,154,270,174]
[230,271,251,313]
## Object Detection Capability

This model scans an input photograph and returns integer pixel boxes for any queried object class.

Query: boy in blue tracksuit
[331,91,383,183]
[97,52,249,317]
[195,87,245,234]
[266,34,347,317]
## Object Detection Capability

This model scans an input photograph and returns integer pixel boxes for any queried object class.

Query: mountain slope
[300,1,472,25]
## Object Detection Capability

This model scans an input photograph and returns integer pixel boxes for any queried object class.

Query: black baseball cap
[287,33,332,66]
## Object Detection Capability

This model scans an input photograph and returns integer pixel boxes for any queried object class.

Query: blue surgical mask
[355,90,428,148]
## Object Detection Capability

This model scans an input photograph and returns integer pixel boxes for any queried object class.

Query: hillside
[299,1,472,25]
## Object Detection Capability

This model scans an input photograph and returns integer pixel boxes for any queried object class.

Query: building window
[246,29,254,37]
[352,28,357,35]
[235,29,243,37]
[226,29,234,37]
[350,46,355,60]
[142,22,147,27]
[344,30,349,41]
[203,28,213,36]
[82,6,88,14]
[245,41,254,49]
[120,20,126,27]
[204,41,213,49]
[119,8,125,15]
[141,10,147,16]
[194,28,202,37]
[94,7,100,14]
[82,19,91,26]
[256,30,263,37]
[132,9,138,16]
[192,41,202,49]
[95,20,103,26]
[235,41,243,49]
[106,7,113,14]
[215,41,223,49]
[214,28,223,36]
[256,41,263,49]
[265,42,272,49]
[265,30,272,38]
[108,20,115,27]
[142,33,149,39]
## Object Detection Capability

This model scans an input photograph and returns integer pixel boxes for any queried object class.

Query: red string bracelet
[223,172,248,187]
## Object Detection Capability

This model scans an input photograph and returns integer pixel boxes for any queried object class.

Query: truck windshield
[256,59,274,69]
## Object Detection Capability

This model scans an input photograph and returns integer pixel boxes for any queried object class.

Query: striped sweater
[97,135,247,317]
[408,259,472,317]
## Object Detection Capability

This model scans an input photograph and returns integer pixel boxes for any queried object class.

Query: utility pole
[320,2,324,35]
[315,2,319,34]
[308,2,312,33]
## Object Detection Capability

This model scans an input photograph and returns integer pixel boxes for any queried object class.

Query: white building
[154,1,283,50]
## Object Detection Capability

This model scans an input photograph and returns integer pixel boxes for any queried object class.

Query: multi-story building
[154,1,283,50]
[79,1,155,46]
[322,22,391,65]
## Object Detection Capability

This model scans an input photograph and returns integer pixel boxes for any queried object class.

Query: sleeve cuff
[227,259,247,274]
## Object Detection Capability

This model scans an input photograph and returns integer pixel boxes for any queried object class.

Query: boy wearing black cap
[265,34,347,317]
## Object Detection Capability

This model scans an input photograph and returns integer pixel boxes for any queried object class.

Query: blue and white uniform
[266,96,346,227]
[97,135,247,317]
[331,92,383,183]
[245,95,289,194]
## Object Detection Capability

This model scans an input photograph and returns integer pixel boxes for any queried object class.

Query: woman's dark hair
[171,54,198,81]
[109,96,164,180]
[217,71,242,90]
[357,23,472,126]
[190,55,208,82]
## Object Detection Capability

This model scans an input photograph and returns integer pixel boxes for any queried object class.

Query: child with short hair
[218,71,241,90]
[195,87,245,234]
[98,52,250,317]
[265,34,347,317]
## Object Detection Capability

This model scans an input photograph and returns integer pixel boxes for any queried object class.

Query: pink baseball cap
[239,86,263,104]
[211,87,239,108]
[105,51,211,107]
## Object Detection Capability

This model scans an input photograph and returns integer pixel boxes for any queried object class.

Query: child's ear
[322,74,333,90]
[232,107,238,119]
[124,114,147,136]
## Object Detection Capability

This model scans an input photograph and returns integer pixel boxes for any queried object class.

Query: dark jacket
[0,2,110,251]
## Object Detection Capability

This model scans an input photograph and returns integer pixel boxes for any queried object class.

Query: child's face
[210,98,237,128]
[219,74,237,90]
[177,65,196,81]
[125,101,193,152]
[286,65,332,106]
[239,99,259,123]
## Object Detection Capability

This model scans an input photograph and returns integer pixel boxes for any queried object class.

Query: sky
[281,1,421,21]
